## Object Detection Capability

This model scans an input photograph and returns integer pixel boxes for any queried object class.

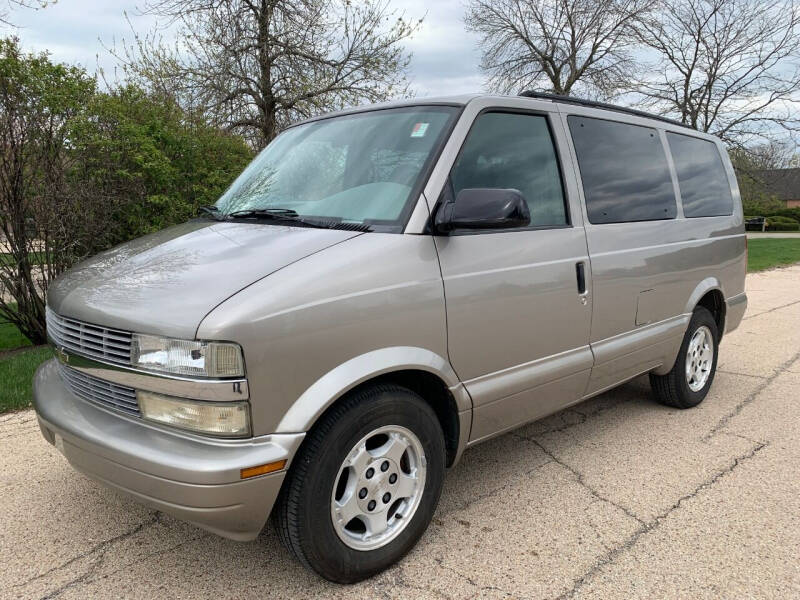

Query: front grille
[46,308,132,367]
[58,363,140,416]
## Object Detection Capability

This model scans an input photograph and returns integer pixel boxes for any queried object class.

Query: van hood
[47,221,362,339]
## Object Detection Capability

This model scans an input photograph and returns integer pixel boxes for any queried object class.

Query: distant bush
[767,222,800,231]
[766,216,800,231]
[767,208,800,222]
[69,85,254,241]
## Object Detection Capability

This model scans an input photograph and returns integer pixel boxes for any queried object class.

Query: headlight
[138,391,251,437]
[131,334,244,378]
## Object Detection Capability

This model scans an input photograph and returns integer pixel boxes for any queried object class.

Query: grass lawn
[0,318,32,351]
[0,313,49,413]
[748,238,800,272]
[0,346,52,413]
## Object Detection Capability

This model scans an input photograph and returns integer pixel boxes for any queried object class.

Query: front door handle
[576,262,587,295]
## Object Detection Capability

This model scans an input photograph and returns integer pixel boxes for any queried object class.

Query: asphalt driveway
[2,265,799,599]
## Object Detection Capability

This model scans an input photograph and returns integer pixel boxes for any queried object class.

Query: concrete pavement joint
[89,532,212,585]
[521,399,630,439]
[553,441,768,600]
[716,369,769,380]
[742,298,800,321]
[431,557,514,600]
[703,349,800,442]
[513,433,646,527]
[717,430,768,446]
[438,457,555,517]
[11,512,161,597]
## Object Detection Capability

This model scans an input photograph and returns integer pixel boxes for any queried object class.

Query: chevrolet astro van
[34,92,747,583]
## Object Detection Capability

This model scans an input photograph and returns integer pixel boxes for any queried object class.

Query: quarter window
[568,116,677,224]
[667,133,733,217]
[450,112,567,228]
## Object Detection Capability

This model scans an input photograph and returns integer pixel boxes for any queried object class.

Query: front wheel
[273,384,445,583]
[650,306,719,408]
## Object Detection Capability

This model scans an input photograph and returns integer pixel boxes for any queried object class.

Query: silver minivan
[34,93,747,583]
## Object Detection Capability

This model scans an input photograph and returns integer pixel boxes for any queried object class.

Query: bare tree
[0,37,96,343]
[634,0,800,145]
[465,0,654,97]
[0,0,51,27]
[116,0,420,147]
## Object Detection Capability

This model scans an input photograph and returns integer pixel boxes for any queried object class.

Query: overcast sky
[5,0,487,97]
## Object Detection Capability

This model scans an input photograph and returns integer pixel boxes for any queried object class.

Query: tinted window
[450,112,567,227]
[568,116,677,224]
[667,133,733,217]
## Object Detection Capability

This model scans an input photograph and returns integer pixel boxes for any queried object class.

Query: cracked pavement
[2,265,800,599]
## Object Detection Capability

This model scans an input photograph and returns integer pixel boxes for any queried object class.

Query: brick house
[756,168,800,208]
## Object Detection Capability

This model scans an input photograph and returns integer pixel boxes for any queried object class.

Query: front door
[432,109,593,442]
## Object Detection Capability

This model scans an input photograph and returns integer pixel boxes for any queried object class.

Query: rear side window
[450,112,567,228]
[667,133,733,217]
[568,116,677,224]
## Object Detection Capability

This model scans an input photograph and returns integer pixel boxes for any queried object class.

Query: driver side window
[450,112,568,228]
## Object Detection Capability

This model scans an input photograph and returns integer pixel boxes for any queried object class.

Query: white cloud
[4,0,487,96]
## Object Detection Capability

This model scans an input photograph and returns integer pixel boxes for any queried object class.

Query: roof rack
[518,90,692,129]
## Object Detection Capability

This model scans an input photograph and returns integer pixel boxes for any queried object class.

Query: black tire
[650,306,719,409]
[272,384,446,583]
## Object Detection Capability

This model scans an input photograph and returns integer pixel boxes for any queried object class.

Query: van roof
[291,93,695,132]
[518,90,693,129]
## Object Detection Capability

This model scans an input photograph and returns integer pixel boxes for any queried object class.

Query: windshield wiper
[224,208,373,232]
[226,208,300,220]
[198,205,225,221]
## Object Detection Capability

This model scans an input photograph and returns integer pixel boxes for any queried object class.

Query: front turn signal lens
[240,460,287,479]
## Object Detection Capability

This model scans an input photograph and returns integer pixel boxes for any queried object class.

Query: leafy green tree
[0,37,96,343]
[0,38,253,343]
[69,85,253,240]
[730,145,792,216]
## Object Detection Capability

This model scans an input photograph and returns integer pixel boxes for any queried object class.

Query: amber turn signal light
[240,460,287,479]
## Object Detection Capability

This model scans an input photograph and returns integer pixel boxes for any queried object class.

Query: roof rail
[518,90,693,129]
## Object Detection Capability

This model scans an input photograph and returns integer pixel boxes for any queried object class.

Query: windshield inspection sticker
[410,122,429,138]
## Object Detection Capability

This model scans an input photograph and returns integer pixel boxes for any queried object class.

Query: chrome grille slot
[46,308,133,367]
[58,363,140,416]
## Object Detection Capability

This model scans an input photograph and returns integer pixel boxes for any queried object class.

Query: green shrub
[768,208,800,222]
[0,36,254,343]
[766,215,798,224]
[767,222,800,231]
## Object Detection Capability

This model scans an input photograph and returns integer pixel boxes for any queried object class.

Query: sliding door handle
[576,262,587,295]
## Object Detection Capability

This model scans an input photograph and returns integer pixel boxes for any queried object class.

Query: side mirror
[435,188,531,232]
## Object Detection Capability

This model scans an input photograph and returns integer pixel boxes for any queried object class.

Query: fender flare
[274,346,468,434]
[683,277,725,316]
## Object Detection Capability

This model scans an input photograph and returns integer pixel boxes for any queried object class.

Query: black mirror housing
[435,188,531,232]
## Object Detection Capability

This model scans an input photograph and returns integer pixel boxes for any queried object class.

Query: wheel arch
[274,347,471,467]
[684,277,726,339]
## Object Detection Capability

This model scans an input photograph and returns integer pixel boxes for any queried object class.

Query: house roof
[755,168,800,201]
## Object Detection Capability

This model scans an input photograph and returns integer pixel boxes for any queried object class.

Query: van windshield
[215,106,459,231]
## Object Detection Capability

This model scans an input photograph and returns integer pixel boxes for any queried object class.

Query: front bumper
[33,359,304,541]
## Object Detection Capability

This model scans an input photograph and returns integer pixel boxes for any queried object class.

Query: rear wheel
[650,306,719,408]
[273,384,445,583]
